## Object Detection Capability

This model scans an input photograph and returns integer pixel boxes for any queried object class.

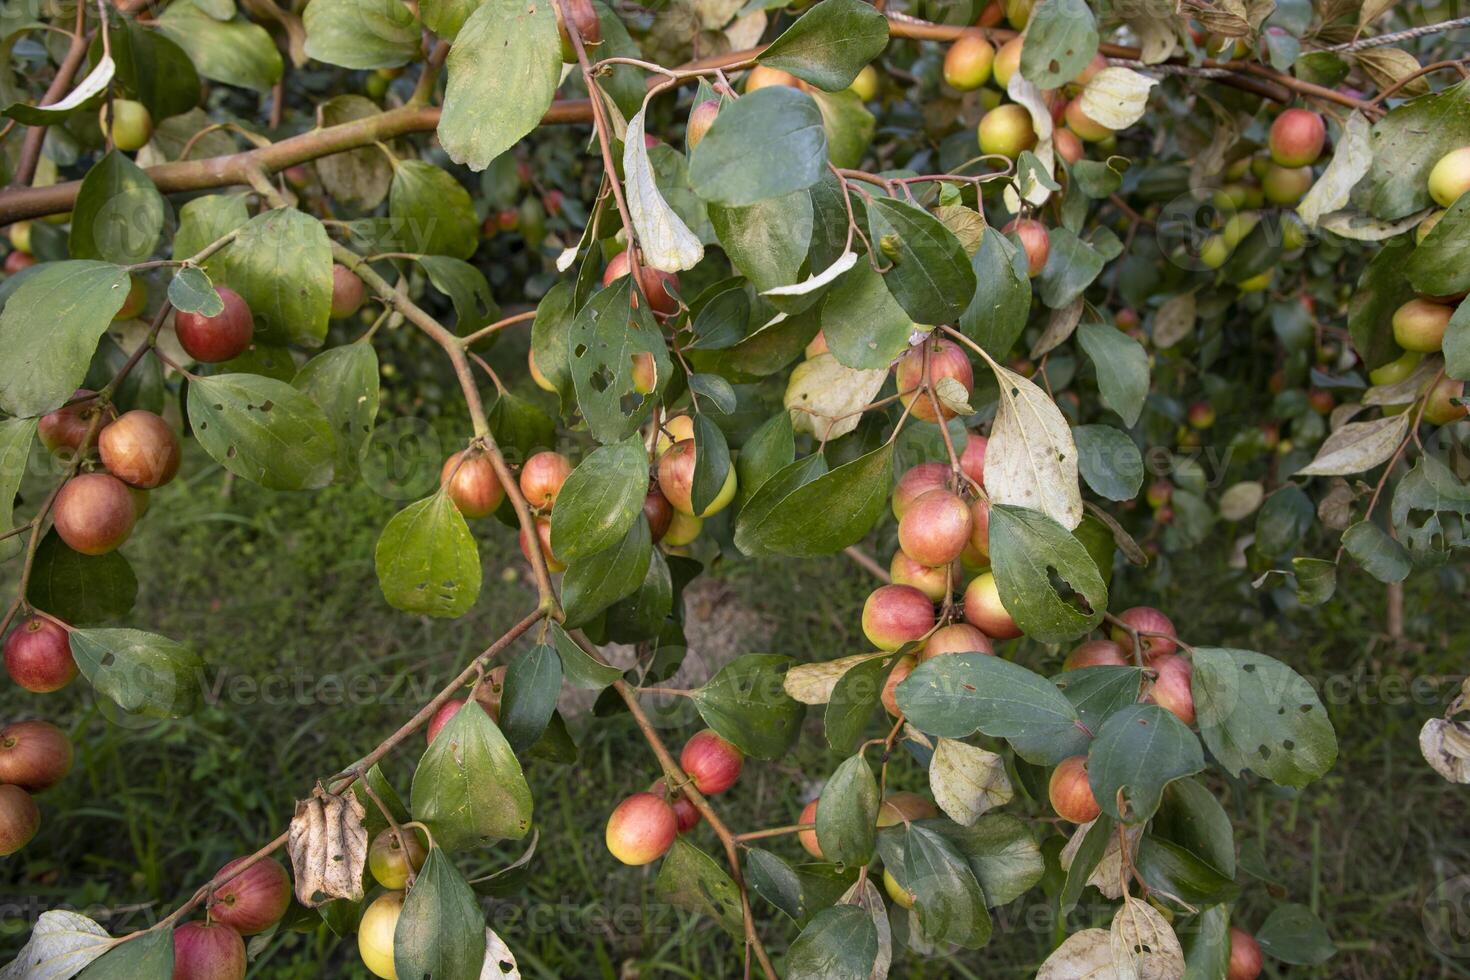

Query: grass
[1,435,1467,977]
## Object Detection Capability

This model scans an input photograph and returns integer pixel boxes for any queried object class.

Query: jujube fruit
[921,622,994,660]
[39,390,116,456]
[1109,606,1177,661]
[368,827,428,889]
[892,462,950,519]
[603,250,678,316]
[0,785,38,856]
[4,616,77,693]
[329,264,366,319]
[1147,654,1196,726]
[605,792,677,865]
[979,104,1037,159]
[1226,926,1263,980]
[0,719,73,791]
[1268,108,1326,167]
[680,728,744,795]
[174,286,254,363]
[1427,146,1470,207]
[944,33,994,90]
[881,654,916,716]
[657,439,737,518]
[963,572,1021,639]
[1048,754,1100,823]
[898,489,973,567]
[895,337,974,423]
[1392,298,1453,353]
[172,920,246,980]
[862,584,936,651]
[208,857,291,935]
[1003,218,1050,277]
[357,890,404,979]
[1063,639,1128,670]
[52,472,136,556]
[99,410,180,489]
[519,451,573,510]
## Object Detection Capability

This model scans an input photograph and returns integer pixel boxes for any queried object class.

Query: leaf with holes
[69,628,204,719]
[988,504,1107,642]
[203,208,333,347]
[394,847,485,980]
[374,491,482,618]
[188,374,337,490]
[410,699,533,849]
[1087,704,1204,823]
[565,278,670,444]
[292,344,379,484]
[654,838,744,939]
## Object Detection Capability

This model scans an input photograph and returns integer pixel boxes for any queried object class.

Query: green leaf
[375,491,482,618]
[292,344,380,483]
[692,654,804,760]
[1139,778,1238,905]
[410,699,532,848]
[816,753,879,865]
[1038,227,1104,309]
[157,0,283,91]
[0,417,34,563]
[1180,904,1232,979]
[1366,78,1470,220]
[819,261,914,370]
[1347,236,1416,371]
[959,227,1031,358]
[530,282,574,405]
[498,644,563,755]
[548,622,623,690]
[394,847,484,980]
[1054,664,1145,734]
[0,261,130,417]
[172,194,249,261]
[896,653,1088,764]
[303,0,419,69]
[690,414,732,515]
[708,193,813,292]
[735,412,795,509]
[1292,557,1337,606]
[315,96,394,210]
[734,443,893,557]
[689,86,828,207]
[1059,814,1112,914]
[1407,192,1470,296]
[550,438,650,562]
[1087,704,1203,823]
[389,162,479,260]
[204,208,333,347]
[439,0,560,171]
[902,824,992,948]
[1020,0,1099,89]
[1192,647,1337,787]
[1444,298,1470,381]
[562,517,652,627]
[745,848,808,923]
[215,343,296,382]
[1076,322,1148,427]
[1255,903,1336,965]
[824,655,887,752]
[930,814,1045,906]
[565,279,669,443]
[75,929,172,979]
[654,838,744,939]
[487,391,555,462]
[187,374,337,490]
[69,628,204,718]
[69,151,164,265]
[866,197,975,326]
[602,549,675,644]
[25,532,138,625]
[1073,424,1143,501]
[167,266,223,315]
[417,256,501,336]
[105,20,200,120]
[756,0,889,91]
[786,905,878,980]
[687,287,750,351]
[988,504,1108,642]
[1342,519,1411,583]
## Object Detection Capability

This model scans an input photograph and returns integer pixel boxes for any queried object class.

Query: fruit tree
[0,0,1468,976]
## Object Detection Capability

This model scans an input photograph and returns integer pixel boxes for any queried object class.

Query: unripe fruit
[944,33,995,90]
[1227,927,1263,980]
[797,799,822,858]
[1237,270,1272,293]
[899,489,973,567]
[663,510,703,547]
[1109,606,1178,661]
[39,390,116,456]
[895,337,975,422]
[1054,127,1084,165]
[963,572,1021,639]
[53,472,136,555]
[893,462,951,519]
[368,827,428,889]
[993,37,1023,88]
[890,550,954,602]
[172,920,246,980]
[1063,639,1128,670]
[1428,146,1470,207]
[209,857,291,935]
[658,439,737,517]
[1268,108,1326,167]
[1199,235,1231,269]
[1146,480,1173,510]
[881,654,915,716]
[174,286,254,363]
[0,785,38,855]
[518,517,566,572]
[329,264,366,319]
[883,867,917,909]
[99,410,180,488]
[4,616,76,693]
[4,251,35,274]
[651,778,701,833]
[687,99,720,150]
[114,276,147,320]
[849,64,879,101]
[1392,297,1454,352]
[603,251,679,316]
[644,489,674,542]
[681,729,744,795]
[1369,349,1423,386]
[0,720,73,791]
[100,99,152,152]
[1424,377,1467,425]
[1261,163,1312,206]
[1186,401,1216,430]
[862,585,937,651]
[921,623,994,660]
[745,65,802,92]
[1147,655,1196,725]
[979,104,1037,159]
[1221,212,1258,249]
[1064,99,1111,142]
[440,450,504,519]
[9,221,31,254]
[1048,754,1100,823]
[655,413,696,454]
[1003,218,1050,277]
[358,891,404,979]
[519,450,573,510]
[606,792,678,865]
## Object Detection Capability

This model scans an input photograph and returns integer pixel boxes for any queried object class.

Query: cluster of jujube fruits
[604,728,741,865]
